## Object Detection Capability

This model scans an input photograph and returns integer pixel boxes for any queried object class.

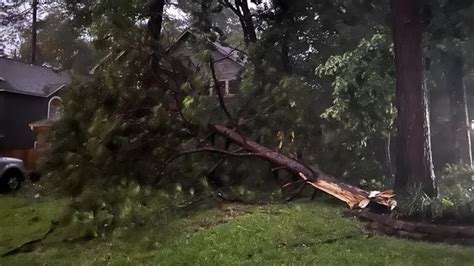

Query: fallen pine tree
[167,123,397,210]
[209,124,397,210]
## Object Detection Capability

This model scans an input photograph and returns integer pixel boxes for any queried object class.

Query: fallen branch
[164,147,261,169]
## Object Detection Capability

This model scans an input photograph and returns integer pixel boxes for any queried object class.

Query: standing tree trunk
[221,0,257,45]
[148,0,166,43]
[391,0,436,196]
[446,55,473,166]
[31,0,38,64]
[235,0,257,45]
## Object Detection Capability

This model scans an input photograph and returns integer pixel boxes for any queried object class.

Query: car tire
[1,172,23,192]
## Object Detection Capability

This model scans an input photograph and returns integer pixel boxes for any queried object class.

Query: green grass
[1,197,474,265]
[0,196,66,256]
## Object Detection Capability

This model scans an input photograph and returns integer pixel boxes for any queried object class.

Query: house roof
[0,57,69,97]
[211,41,246,67]
[167,30,247,67]
[29,118,57,129]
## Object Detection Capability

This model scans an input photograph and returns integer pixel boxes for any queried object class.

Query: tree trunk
[148,0,166,42]
[446,55,472,166]
[239,0,257,44]
[31,0,38,64]
[281,36,292,74]
[229,0,257,45]
[391,0,436,196]
[208,124,397,209]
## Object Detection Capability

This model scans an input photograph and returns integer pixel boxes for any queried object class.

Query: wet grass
[1,196,474,265]
[0,196,65,256]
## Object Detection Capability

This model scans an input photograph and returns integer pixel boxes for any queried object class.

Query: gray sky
[0,1,191,57]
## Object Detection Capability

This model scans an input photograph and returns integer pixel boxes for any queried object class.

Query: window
[48,96,63,120]
[228,80,240,95]
[210,80,230,96]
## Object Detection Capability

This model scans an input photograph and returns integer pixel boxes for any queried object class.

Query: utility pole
[31,0,38,64]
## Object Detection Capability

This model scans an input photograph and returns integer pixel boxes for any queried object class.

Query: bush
[397,164,474,222]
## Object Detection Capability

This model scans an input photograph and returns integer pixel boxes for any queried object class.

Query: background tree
[427,1,474,167]
[18,13,97,74]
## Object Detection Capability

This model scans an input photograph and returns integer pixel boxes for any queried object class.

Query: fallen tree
[168,123,397,210]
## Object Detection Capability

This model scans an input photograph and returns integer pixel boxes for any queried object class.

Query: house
[0,57,68,168]
[167,31,246,96]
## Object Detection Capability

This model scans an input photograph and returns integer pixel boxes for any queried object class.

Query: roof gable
[168,30,247,67]
[0,57,69,97]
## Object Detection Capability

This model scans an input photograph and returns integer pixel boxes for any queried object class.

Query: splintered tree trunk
[208,124,397,209]
[446,55,472,166]
[391,0,436,195]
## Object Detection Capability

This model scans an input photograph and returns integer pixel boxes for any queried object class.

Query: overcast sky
[0,1,191,57]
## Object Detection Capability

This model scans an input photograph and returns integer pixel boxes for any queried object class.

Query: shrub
[397,164,474,222]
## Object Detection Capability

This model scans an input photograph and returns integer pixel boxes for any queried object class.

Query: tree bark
[31,0,38,64]
[222,0,257,45]
[237,0,257,44]
[391,0,436,196]
[148,0,166,42]
[446,55,472,166]
[281,36,292,74]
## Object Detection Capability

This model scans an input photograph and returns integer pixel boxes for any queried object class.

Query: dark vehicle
[0,157,26,191]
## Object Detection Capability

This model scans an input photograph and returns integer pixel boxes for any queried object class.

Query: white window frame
[47,96,63,119]
[209,80,230,96]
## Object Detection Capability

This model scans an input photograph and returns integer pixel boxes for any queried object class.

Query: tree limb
[163,147,262,170]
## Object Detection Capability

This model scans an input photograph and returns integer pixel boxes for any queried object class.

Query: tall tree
[445,54,473,166]
[391,0,436,195]
[148,0,166,42]
[218,0,257,45]
[18,13,97,75]
[31,0,38,64]
[427,1,474,167]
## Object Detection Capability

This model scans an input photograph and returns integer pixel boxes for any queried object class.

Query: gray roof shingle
[0,57,68,97]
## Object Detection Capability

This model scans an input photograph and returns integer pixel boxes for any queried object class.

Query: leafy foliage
[397,164,474,222]
[318,33,395,150]
[315,33,395,181]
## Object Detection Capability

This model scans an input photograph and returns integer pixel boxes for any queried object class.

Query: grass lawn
[1,196,474,265]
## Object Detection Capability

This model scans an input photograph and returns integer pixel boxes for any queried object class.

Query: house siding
[171,40,244,82]
[0,92,49,149]
[212,51,243,81]
[0,95,5,146]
